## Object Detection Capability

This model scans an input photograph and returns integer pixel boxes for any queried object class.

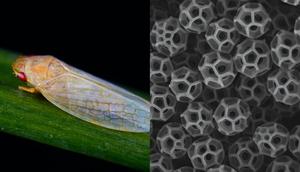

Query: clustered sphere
[150,52,174,84]
[266,155,300,172]
[181,102,214,137]
[234,39,271,78]
[253,122,289,158]
[271,30,300,69]
[187,136,225,170]
[151,17,188,57]
[150,153,174,172]
[213,97,251,136]
[288,125,300,160]
[169,66,203,102]
[267,69,300,105]
[156,122,192,158]
[228,137,264,172]
[179,0,217,33]
[205,18,240,53]
[198,51,236,89]
[150,0,300,171]
[234,2,271,39]
[150,84,177,121]
[236,76,270,107]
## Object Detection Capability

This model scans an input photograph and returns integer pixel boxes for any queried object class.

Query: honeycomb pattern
[180,102,214,137]
[253,122,289,158]
[150,0,300,171]
[198,51,236,89]
[234,2,271,38]
[169,66,202,102]
[205,18,240,53]
[179,0,216,34]
[156,122,192,158]
[266,155,300,172]
[213,97,251,136]
[234,39,271,78]
[150,17,188,57]
[188,136,225,170]
[236,76,270,107]
[271,30,300,69]
[150,85,177,121]
[228,137,264,172]
[150,52,174,84]
[267,69,300,106]
[288,125,300,160]
[150,153,173,172]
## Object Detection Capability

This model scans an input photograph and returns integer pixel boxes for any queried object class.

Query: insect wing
[38,71,149,132]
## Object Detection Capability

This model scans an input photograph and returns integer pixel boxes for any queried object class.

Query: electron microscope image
[150,0,300,171]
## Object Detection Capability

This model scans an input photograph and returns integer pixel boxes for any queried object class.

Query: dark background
[0,1,148,171]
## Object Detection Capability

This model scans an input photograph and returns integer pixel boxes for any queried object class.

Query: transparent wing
[38,72,150,132]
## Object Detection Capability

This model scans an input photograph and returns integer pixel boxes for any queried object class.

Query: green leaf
[0,49,149,171]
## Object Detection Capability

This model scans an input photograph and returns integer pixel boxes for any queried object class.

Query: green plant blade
[0,49,149,171]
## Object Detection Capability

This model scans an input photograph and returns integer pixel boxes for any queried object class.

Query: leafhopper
[12,55,150,132]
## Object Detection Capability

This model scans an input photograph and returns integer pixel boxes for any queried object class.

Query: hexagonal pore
[245,52,257,63]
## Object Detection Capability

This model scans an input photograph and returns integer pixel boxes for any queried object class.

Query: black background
[0,1,148,171]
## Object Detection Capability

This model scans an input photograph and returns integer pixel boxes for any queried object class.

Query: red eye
[17,72,27,82]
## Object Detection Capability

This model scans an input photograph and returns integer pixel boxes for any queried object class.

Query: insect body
[12,56,150,132]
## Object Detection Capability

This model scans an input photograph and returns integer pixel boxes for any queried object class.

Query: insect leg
[18,86,39,94]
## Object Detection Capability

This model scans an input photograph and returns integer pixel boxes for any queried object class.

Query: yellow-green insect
[12,55,149,132]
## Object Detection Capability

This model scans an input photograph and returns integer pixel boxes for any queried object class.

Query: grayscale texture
[150,0,300,171]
